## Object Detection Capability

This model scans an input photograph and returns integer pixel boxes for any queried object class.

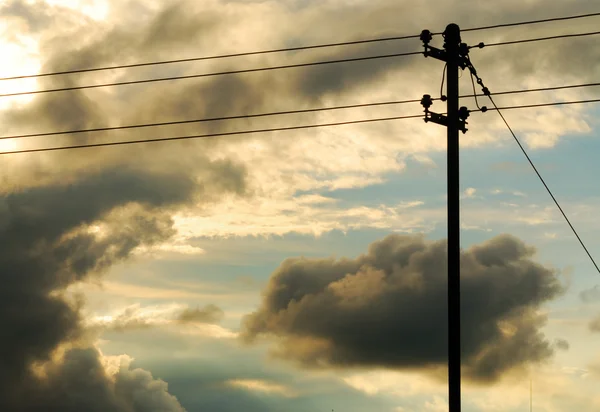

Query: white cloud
[134,242,206,257]
[342,370,444,398]
[179,323,238,339]
[174,198,443,238]
[226,379,297,397]
[86,302,222,329]
[464,187,477,198]
[343,364,600,412]
[424,396,448,412]
[45,0,109,20]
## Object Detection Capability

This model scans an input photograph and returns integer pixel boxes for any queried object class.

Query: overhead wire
[1,29,596,99]
[461,11,600,33]
[0,114,424,156]
[0,98,423,141]
[1,97,599,155]
[1,11,599,81]
[478,98,600,112]
[1,83,599,141]
[463,81,600,99]
[0,51,422,98]
[479,30,600,49]
[0,35,423,82]
[440,63,447,100]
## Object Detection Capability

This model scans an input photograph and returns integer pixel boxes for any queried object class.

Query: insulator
[420,30,433,45]
[420,94,433,109]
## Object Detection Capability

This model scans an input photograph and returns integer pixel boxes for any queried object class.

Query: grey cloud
[0,159,244,409]
[19,347,185,412]
[0,0,423,155]
[242,234,564,383]
[0,0,81,34]
[590,361,600,379]
[100,304,225,332]
[292,36,419,101]
[4,0,600,152]
[580,285,600,303]
[177,304,225,324]
[554,338,570,351]
[1,0,221,72]
[590,316,600,333]
[139,1,221,53]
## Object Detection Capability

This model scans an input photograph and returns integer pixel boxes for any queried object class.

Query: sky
[1,0,600,411]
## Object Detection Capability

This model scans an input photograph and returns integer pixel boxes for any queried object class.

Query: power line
[488,98,600,111]
[2,97,598,154]
[487,94,600,276]
[0,99,423,141]
[0,51,421,98]
[480,30,600,48]
[461,11,600,33]
[2,29,595,99]
[2,86,599,141]
[0,114,423,156]
[463,81,600,99]
[2,12,599,82]
[0,35,423,81]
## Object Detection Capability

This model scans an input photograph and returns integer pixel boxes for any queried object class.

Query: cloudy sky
[1,0,600,411]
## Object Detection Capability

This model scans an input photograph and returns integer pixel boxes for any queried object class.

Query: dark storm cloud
[580,285,600,303]
[0,159,245,410]
[242,234,564,383]
[0,8,249,409]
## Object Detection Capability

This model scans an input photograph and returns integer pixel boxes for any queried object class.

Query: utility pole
[420,23,470,412]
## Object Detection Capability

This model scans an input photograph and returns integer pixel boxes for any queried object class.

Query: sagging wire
[440,63,448,101]
[464,55,489,113]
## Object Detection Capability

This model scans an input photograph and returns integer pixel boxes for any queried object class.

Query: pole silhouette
[420,23,468,412]
[445,23,462,412]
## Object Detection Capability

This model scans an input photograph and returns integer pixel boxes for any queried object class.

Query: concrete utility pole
[419,23,470,412]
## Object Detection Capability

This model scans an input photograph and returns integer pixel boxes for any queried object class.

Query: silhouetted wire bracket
[419,29,471,133]
[463,42,490,114]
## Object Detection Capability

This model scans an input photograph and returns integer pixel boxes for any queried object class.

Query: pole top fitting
[458,106,470,121]
[443,23,461,43]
